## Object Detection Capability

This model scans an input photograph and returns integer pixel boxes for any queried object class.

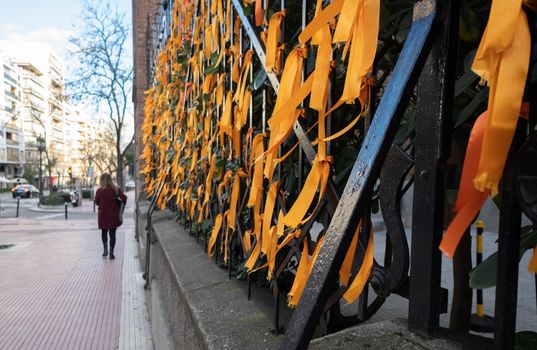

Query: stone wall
[136,204,288,349]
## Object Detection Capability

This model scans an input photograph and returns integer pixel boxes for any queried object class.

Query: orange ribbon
[471,0,531,195]
[440,112,489,258]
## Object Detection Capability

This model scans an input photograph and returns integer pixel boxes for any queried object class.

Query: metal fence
[141,0,537,349]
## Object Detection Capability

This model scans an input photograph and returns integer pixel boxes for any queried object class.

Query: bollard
[65,203,68,220]
[93,200,96,213]
[475,220,484,317]
[16,198,20,218]
[469,219,494,333]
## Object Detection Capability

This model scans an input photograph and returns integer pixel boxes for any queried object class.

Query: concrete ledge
[138,207,493,350]
[310,319,493,349]
[145,209,285,349]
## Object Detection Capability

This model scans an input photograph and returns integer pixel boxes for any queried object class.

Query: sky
[0,0,133,78]
[0,0,135,142]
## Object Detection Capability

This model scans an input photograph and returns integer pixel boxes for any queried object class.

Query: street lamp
[56,169,62,191]
[36,136,45,198]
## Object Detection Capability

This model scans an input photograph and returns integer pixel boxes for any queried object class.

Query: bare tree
[80,125,117,182]
[31,117,58,192]
[68,0,133,190]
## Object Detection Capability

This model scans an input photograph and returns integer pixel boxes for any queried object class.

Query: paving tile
[0,196,153,350]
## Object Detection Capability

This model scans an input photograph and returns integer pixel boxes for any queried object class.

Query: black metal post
[247,273,252,300]
[38,149,43,198]
[16,198,20,218]
[65,203,68,220]
[494,121,526,349]
[93,200,96,213]
[408,0,459,336]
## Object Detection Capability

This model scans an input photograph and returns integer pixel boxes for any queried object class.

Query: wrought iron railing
[141,1,537,349]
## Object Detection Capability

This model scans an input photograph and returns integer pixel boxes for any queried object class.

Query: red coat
[95,187,127,229]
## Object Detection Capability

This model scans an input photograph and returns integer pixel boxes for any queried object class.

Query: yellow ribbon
[227,172,241,230]
[339,222,361,287]
[283,155,331,229]
[342,227,374,303]
[471,0,531,195]
[266,11,285,72]
[262,181,279,255]
[287,236,325,307]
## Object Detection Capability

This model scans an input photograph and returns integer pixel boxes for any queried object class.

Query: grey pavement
[339,227,537,335]
[0,192,154,349]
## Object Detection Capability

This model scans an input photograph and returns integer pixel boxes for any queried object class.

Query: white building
[0,41,90,186]
[0,50,25,183]
[18,60,46,176]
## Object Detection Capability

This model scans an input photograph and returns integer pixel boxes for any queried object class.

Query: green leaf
[216,158,226,170]
[459,0,481,43]
[463,50,477,72]
[252,68,267,91]
[395,12,412,43]
[454,87,488,127]
[243,4,252,16]
[454,70,479,97]
[469,225,537,289]
[202,219,212,231]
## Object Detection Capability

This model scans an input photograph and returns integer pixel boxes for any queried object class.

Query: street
[0,191,87,221]
[0,191,153,350]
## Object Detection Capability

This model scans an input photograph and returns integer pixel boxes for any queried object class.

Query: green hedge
[0,188,12,193]
[40,192,71,206]
[82,189,92,199]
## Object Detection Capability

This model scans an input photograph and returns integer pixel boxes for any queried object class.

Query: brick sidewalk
[0,203,153,350]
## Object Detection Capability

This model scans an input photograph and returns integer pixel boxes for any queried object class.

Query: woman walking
[95,173,127,260]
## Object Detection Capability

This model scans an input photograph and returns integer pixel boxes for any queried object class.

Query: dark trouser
[101,228,117,252]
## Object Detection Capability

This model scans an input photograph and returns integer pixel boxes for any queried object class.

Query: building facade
[132,0,161,192]
[0,51,25,183]
[18,59,46,180]
[0,41,91,187]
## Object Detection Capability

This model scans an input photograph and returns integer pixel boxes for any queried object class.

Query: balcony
[6,148,20,163]
[52,111,64,124]
[6,137,19,146]
[4,122,19,132]
[5,90,18,101]
[49,68,63,88]
[5,106,16,115]
[49,94,63,109]
[4,72,17,85]
[24,86,45,100]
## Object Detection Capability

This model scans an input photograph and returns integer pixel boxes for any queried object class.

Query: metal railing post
[409,0,459,335]
[494,121,526,349]
[16,198,20,218]
[65,203,68,220]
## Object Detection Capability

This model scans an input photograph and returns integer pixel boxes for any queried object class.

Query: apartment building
[64,104,91,181]
[0,41,89,186]
[0,51,25,183]
[18,59,46,175]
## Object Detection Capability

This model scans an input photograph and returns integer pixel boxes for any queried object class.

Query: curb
[27,206,72,213]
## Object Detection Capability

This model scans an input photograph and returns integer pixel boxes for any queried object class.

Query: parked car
[12,185,40,198]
